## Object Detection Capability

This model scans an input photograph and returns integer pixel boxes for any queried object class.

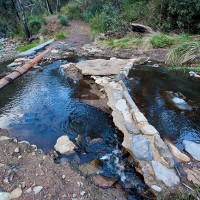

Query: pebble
[3,177,9,184]
[62,175,66,179]
[25,187,32,194]
[10,188,22,199]
[33,186,43,195]
[14,147,20,153]
[80,191,86,196]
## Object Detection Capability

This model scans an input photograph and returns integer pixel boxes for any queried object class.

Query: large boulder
[131,23,154,34]
[54,136,75,154]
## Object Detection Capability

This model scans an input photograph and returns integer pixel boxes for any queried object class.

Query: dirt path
[65,20,91,46]
[46,16,91,48]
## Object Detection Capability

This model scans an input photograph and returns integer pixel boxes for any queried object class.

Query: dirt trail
[46,16,91,47]
[65,20,91,46]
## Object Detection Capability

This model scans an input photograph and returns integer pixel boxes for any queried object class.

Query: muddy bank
[0,129,127,200]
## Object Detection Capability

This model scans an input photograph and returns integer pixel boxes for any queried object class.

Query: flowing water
[125,65,200,150]
[0,59,149,200]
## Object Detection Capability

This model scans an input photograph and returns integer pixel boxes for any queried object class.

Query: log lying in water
[0,47,51,90]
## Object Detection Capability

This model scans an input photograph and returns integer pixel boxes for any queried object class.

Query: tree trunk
[46,0,53,14]
[11,0,20,20]
[17,0,31,39]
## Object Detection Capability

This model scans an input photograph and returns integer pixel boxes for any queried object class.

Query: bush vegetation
[29,19,42,34]
[60,3,82,20]
[59,15,69,26]
[55,29,68,39]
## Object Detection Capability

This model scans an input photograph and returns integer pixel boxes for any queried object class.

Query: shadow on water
[0,59,151,200]
[126,65,200,151]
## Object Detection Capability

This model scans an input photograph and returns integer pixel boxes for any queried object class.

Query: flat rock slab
[152,161,180,187]
[76,58,131,76]
[183,140,200,161]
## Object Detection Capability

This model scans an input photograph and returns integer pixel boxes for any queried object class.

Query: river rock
[79,162,99,176]
[132,112,147,124]
[165,140,190,162]
[0,192,10,200]
[112,90,123,102]
[140,124,158,135]
[151,185,162,192]
[93,175,118,188]
[162,91,192,111]
[154,135,174,167]
[182,162,200,185]
[182,140,200,161]
[115,99,128,112]
[10,188,22,199]
[152,161,180,187]
[33,186,43,195]
[61,63,83,81]
[124,122,140,135]
[54,136,75,154]
[131,135,154,161]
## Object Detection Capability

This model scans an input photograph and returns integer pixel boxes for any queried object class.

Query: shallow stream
[126,64,200,150]
[0,59,149,200]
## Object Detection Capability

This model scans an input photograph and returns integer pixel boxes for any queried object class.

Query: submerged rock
[152,161,180,187]
[154,135,174,167]
[182,140,200,161]
[162,91,193,111]
[93,175,118,188]
[61,63,83,81]
[165,140,190,162]
[131,135,154,161]
[54,136,75,154]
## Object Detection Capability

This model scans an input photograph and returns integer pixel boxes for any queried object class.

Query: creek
[125,64,200,151]
[0,59,150,200]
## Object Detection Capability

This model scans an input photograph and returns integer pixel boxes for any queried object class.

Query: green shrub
[121,0,147,22]
[60,3,82,20]
[59,15,69,26]
[150,34,175,48]
[166,41,200,66]
[40,26,48,35]
[55,30,68,39]
[29,19,42,34]
[84,2,104,21]
[89,3,125,36]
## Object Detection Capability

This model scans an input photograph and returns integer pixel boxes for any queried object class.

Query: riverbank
[0,129,127,199]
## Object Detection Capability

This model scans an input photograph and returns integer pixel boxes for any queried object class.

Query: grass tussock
[165,41,200,66]
[55,29,69,40]
[16,40,40,52]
